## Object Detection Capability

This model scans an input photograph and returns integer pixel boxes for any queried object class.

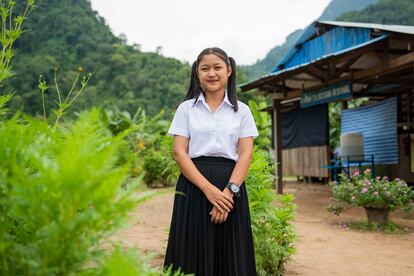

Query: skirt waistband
[191,156,236,166]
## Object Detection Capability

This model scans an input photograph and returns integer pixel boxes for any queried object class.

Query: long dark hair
[182,47,238,112]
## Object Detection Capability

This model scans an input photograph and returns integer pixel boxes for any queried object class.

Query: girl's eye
[215,67,222,70]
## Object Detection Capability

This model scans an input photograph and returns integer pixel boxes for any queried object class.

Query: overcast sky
[90,0,331,65]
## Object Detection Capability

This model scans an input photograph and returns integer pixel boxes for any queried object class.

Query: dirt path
[283,182,414,276]
[113,183,414,275]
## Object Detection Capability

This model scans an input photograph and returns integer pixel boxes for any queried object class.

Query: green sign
[300,81,352,108]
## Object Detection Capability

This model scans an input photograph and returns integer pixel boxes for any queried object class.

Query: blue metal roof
[272,21,389,73]
[240,20,414,91]
[242,33,388,87]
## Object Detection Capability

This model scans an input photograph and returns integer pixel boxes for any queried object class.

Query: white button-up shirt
[168,92,259,161]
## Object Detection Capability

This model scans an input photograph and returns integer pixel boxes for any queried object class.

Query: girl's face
[197,54,232,94]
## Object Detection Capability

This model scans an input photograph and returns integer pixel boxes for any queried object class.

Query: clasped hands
[204,184,234,224]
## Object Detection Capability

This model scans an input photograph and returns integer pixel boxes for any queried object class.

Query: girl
[164,47,258,276]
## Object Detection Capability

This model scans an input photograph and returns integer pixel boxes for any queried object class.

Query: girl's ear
[227,65,232,77]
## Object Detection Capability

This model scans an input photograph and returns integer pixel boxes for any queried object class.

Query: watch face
[230,184,240,193]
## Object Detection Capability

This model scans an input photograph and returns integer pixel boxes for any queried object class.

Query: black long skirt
[164,156,257,276]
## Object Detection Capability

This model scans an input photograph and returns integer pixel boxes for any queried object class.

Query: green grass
[334,220,410,234]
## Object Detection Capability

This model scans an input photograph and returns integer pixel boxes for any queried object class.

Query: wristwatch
[226,182,241,197]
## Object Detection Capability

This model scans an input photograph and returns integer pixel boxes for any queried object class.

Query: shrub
[330,169,414,213]
[0,108,140,274]
[248,100,272,150]
[143,134,178,187]
[101,107,178,187]
[246,149,296,276]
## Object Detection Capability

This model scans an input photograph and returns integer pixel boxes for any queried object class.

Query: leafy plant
[248,99,272,150]
[101,107,178,187]
[142,133,178,187]
[0,2,181,274]
[0,108,139,274]
[329,169,414,214]
[0,0,35,83]
[87,246,184,276]
[246,148,296,276]
[328,102,341,150]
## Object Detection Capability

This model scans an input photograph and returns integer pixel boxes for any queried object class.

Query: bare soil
[113,182,414,275]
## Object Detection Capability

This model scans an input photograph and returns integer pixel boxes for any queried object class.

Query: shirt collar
[195,90,234,107]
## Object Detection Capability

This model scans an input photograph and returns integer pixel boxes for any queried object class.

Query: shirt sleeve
[167,103,190,137]
[239,105,259,139]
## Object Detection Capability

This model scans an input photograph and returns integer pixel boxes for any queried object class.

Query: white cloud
[90,0,331,65]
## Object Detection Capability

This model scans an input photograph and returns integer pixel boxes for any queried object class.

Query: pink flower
[353,171,360,177]
[361,188,368,193]
[364,168,371,175]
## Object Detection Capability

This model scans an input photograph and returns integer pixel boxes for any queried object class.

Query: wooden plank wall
[390,134,414,183]
[282,146,330,177]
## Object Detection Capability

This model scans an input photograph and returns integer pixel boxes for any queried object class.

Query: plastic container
[340,132,364,162]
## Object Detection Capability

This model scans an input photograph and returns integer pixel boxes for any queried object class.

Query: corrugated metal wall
[341,98,398,164]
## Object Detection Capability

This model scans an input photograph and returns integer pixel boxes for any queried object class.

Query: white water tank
[340,132,364,161]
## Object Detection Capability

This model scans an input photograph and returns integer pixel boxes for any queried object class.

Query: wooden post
[273,99,283,194]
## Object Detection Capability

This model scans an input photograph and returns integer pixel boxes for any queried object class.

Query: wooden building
[240,21,414,193]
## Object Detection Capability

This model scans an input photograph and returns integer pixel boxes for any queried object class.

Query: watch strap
[226,182,241,197]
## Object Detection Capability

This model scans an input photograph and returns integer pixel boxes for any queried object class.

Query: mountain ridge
[6,0,190,116]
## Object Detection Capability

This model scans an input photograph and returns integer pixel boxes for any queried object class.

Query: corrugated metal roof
[277,21,414,73]
[320,21,414,36]
[240,33,388,89]
[275,25,373,72]
[240,20,414,91]
[272,20,397,73]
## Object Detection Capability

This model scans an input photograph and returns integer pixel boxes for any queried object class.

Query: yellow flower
[136,139,145,150]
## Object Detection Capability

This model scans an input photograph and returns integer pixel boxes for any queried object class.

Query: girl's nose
[208,70,215,77]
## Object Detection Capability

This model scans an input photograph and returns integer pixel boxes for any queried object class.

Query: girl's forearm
[173,151,212,192]
[228,152,252,186]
